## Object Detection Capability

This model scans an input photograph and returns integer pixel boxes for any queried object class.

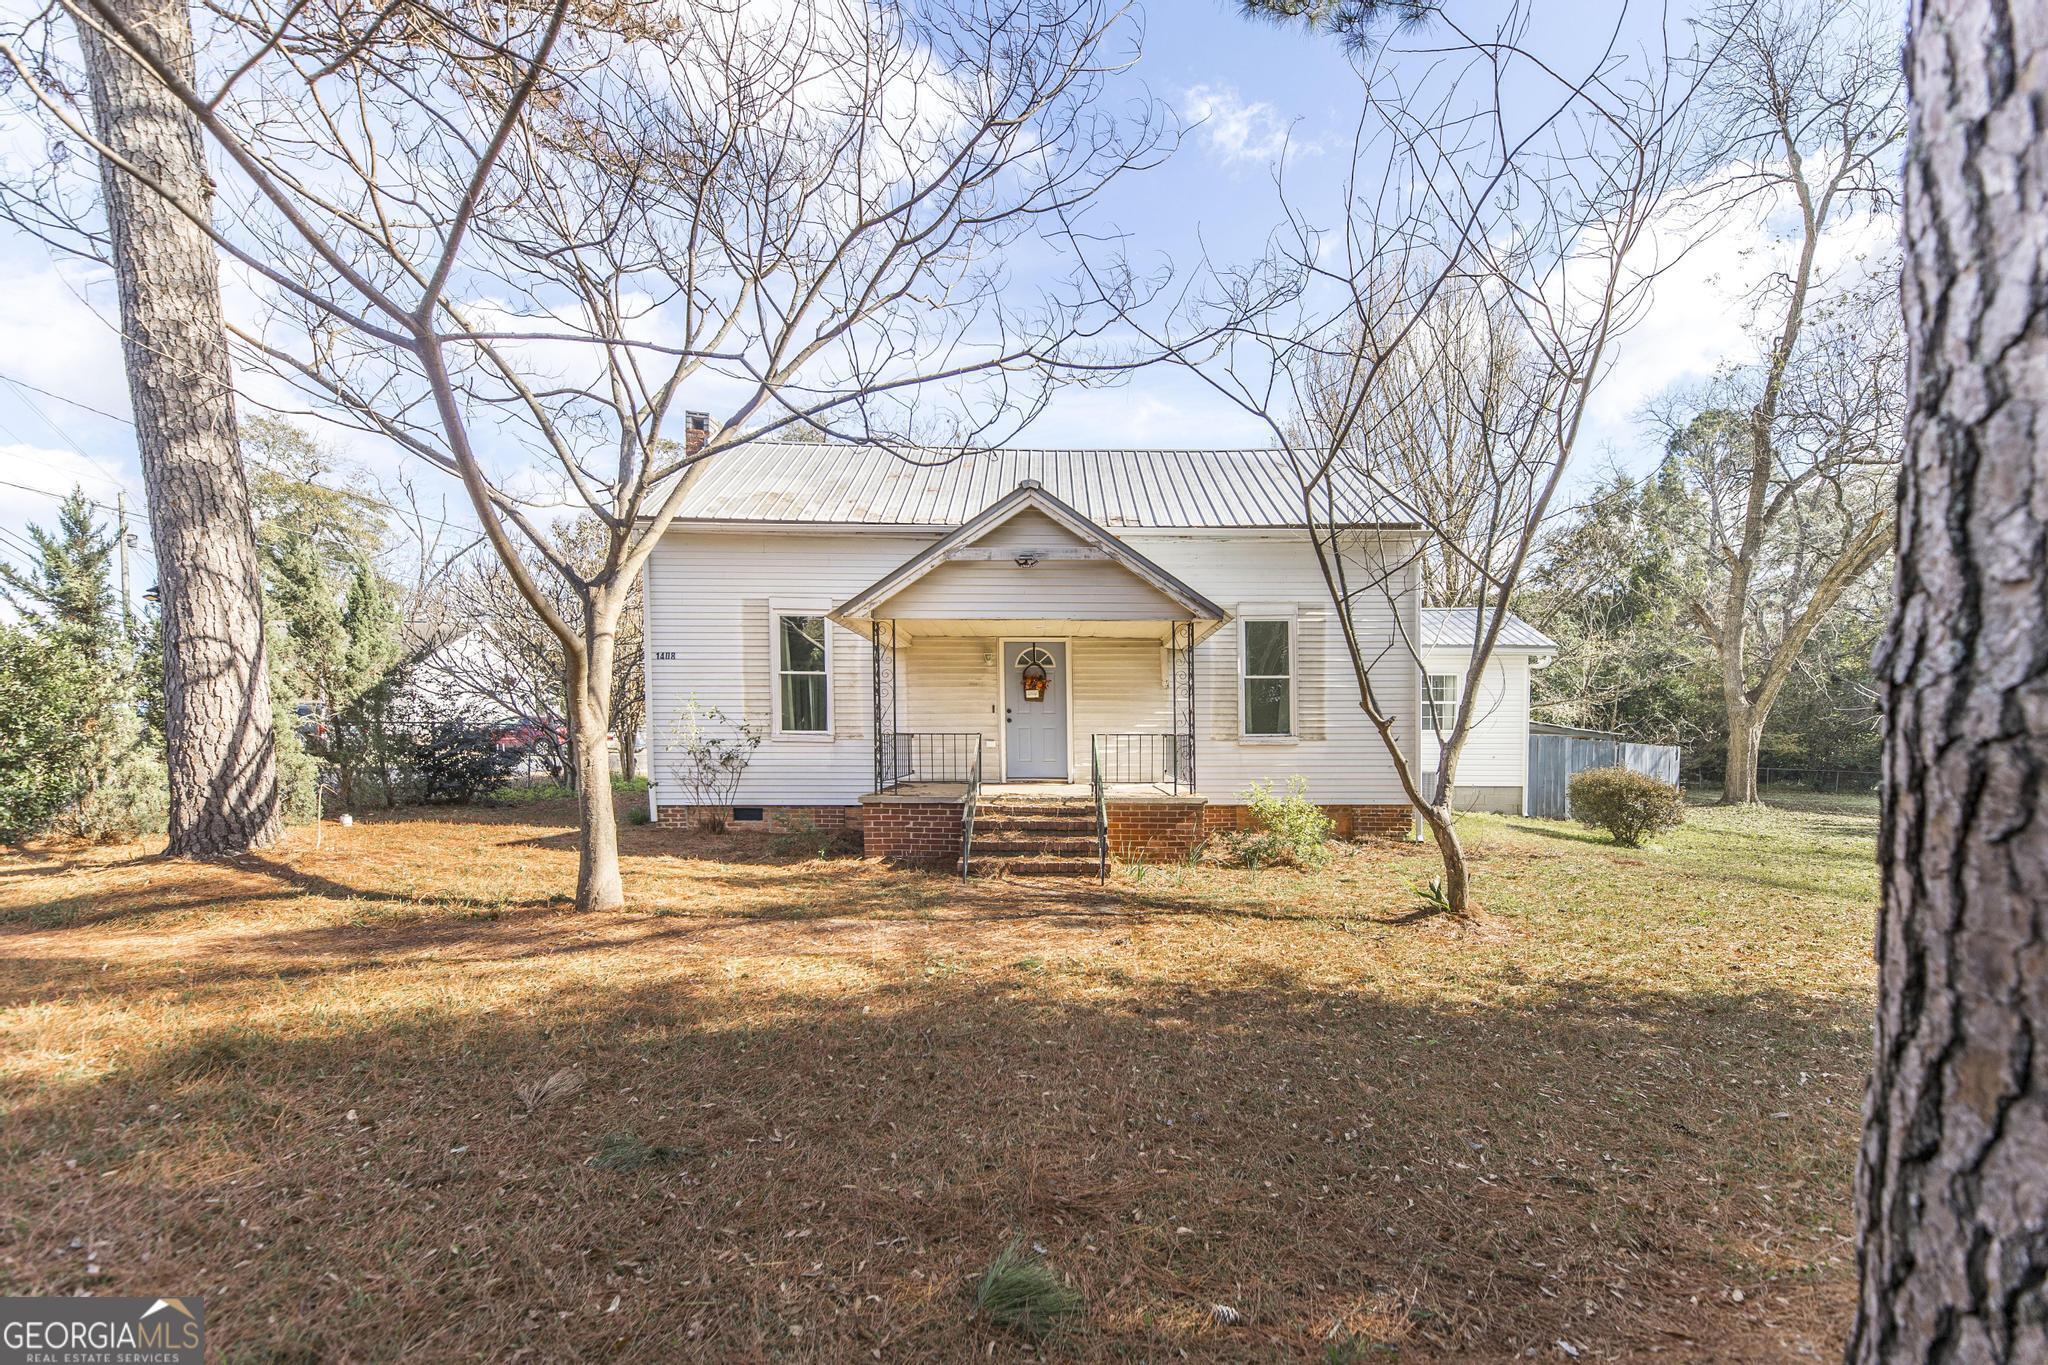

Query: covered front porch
[858,621,1205,794]
[829,480,1228,871]
[848,624,1214,873]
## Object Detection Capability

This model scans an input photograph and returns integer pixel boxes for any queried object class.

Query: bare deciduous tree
[1850,0,2048,1358]
[1171,1,1706,913]
[5,0,1160,908]
[424,518,642,785]
[1306,289,1527,606]
[3,0,286,854]
[1677,0,1905,804]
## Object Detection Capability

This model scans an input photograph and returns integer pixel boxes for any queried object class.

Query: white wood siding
[903,636,1000,758]
[1070,637,1174,776]
[1418,648,1531,789]
[646,530,928,804]
[645,525,1422,807]
[1128,533,1416,805]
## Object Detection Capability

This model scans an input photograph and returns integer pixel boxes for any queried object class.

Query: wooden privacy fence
[1525,731,1681,820]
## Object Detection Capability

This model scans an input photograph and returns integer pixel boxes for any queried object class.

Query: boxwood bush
[1568,766,1687,847]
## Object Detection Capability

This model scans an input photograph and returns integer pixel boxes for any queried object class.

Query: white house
[641,442,1435,869]
[1417,608,1559,815]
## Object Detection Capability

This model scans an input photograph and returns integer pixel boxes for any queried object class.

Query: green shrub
[1568,765,1687,847]
[972,1239,1081,1341]
[71,739,169,840]
[405,715,524,804]
[1230,776,1333,869]
[0,625,95,840]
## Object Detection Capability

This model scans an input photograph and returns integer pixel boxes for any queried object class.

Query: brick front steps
[859,789,1405,871]
[964,798,1100,877]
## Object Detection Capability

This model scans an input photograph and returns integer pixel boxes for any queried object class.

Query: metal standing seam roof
[1419,607,1558,652]
[668,442,1420,530]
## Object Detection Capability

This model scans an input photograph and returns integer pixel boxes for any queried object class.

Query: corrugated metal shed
[1419,607,1557,652]
[671,442,1416,530]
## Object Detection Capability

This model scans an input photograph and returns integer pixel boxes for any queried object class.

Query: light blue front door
[1003,641,1067,779]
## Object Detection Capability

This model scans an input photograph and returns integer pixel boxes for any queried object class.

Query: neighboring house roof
[1419,607,1558,653]
[672,441,1420,530]
[832,481,1228,636]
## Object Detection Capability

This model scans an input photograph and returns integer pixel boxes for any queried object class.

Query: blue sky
[0,0,1898,586]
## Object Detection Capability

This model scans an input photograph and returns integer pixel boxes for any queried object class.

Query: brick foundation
[1104,800,1206,861]
[656,804,860,831]
[1203,803,1414,841]
[859,799,965,864]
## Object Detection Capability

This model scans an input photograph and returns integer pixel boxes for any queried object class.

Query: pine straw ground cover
[0,798,1877,1362]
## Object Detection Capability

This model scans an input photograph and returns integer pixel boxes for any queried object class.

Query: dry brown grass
[0,796,1879,1361]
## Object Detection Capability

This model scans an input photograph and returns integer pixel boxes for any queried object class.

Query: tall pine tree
[0,491,165,836]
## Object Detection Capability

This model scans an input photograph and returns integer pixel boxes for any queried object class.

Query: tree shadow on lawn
[3,955,1868,1364]
[1482,816,1875,903]
[1485,816,1616,848]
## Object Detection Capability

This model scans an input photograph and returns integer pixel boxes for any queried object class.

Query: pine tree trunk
[76,0,281,855]
[1849,2,2048,1358]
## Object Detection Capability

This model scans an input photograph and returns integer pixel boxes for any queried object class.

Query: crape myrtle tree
[1671,0,1906,805]
[1849,0,2048,1357]
[0,0,285,854]
[1172,0,1710,913]
[5,0,1164,910]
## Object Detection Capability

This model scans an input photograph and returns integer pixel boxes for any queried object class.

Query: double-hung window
[1426,673,1460,734]
[772,608,830,736]
[1239,613,1294,738]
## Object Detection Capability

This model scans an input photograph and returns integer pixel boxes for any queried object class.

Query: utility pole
[116,489,134,639]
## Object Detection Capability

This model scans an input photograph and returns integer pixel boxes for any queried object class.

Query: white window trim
[768,600,833,740]
[1236,605,1298,744]
[1425,670,1463,737]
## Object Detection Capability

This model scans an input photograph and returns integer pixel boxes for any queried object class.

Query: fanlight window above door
[1015,645,1055,701]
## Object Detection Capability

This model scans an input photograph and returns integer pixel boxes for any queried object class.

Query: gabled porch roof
[830,481,1228,642]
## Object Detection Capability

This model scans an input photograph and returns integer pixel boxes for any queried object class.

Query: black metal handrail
[1090,731,1191,793]
[881,731,983,789]
[1090,735,1107,883]
[960,745,983,879]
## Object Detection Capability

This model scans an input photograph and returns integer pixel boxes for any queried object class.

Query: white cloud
[0,259,133,424]
[1182,84,1305,169]
[1574,174,1900,475]
[0,440,133,546]
[1025,375,1272,449]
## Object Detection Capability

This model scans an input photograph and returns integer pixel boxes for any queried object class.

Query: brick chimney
[684,410,713,458]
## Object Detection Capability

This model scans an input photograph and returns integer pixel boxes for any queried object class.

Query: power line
[0,371,133,426]
[0,370,475,535]
[0,524,42,560]
[0,377,134,496]
[0,475,140,525]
